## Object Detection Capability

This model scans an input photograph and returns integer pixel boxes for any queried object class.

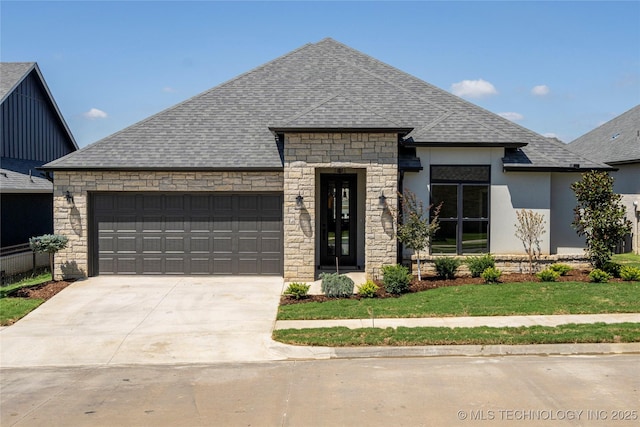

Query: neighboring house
[1,62,78,249]
[567,105,640,254]
[43,38,609,281]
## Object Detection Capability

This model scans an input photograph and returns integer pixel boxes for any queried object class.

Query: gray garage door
[91,193,283,275]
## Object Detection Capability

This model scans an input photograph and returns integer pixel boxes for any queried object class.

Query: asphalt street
[2,354,639,426]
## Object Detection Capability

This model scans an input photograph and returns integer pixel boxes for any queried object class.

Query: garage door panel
[190,258,210,274]
[213,236,232,253]
[115,236,137,253]
[238,237,258,253]
[142,237,162,253]
[115,258,137,274]
[212,258,233,274]
[143,196,163,210]
[190,237,210,253]
[142,258,162,273]
[238,219,258,232]
[166,237,185,253]
[93,193,282,275]
[261,237,282,254]
[238,258,258,274]
[212,217,233,231]
[165,217,185,232]
[166,258,185,274]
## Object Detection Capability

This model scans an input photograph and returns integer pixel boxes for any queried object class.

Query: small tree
[571,171,631,269]
[514,209,546,273]
[29,234,68,278]
[395,190,441,280]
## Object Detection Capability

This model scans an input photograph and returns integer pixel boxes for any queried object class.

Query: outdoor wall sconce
[379,191,387,207]
[295,192,304,209]
[65,190,74,206]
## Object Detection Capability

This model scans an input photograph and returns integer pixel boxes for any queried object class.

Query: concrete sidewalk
[274,313,640,330]
[270,313,640,360]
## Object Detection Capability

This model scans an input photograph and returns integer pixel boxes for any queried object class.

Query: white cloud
[450,79,498,98]
[531,85,550,96]
[498,112,524,121]
[543,132,559,139]
[163,86,177,93]
[82,108,108,120]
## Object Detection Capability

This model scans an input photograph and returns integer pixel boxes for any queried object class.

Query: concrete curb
[269,342,640,361]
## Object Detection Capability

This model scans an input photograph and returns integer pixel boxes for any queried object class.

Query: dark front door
[320,174,357,267]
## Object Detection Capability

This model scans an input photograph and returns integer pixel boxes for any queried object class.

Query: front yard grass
[277,281,640,320]
[0,272,51,326]
[613,253,640,268]
[273,323,640,346]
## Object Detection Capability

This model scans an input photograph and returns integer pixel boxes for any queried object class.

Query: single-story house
[43,38,610,281]
[1,62,78,249]
[567,105,640,254]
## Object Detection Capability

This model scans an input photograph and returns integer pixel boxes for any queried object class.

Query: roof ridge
[278,93,338,125]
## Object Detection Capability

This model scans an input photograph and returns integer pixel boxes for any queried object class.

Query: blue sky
[2,1,639,147]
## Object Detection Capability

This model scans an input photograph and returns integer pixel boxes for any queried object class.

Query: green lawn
[613,253,640,268]
[277,281,640,320]
[0,272,51,326]
[0,298,45,326]
[273,323,640,346]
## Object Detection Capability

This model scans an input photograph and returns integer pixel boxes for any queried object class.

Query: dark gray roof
[44,38,606,171]
[567,105,640,165]
[0,158,52,193]
[0,62,35,102]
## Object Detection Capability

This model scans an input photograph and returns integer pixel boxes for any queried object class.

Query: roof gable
[44,38,605,171]
[1,62,78,157]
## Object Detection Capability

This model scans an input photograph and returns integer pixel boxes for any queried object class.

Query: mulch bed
[11,280,73,300]
[280,269,619,305]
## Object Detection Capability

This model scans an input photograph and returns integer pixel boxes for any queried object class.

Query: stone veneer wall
[53,170,283,280]
[410,254,591,277]
[283,132,398,282]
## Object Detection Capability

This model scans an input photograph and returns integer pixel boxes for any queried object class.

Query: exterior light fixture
[65,190,74,206]
[295,193,304,209]
[379,191,387,206]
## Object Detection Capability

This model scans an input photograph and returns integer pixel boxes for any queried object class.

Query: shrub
[588,269,611,283]
[466,254,495,278]
[357,280,379,298]
[620,266,640,281]
[434,257,461,280]
[29,234,68,277]
[320,273,354,297]
[549,263,572,276]
[481,267,502,284]
[603,261,622,278]
[381,264,412,295]
[537,269,560,282]
[283,282,310,300]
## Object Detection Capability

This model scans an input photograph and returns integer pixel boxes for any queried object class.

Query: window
[430,166,490,254]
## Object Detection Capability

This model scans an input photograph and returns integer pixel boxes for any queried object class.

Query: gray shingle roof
[44,38,607,171]
[567,105,640,165]
[0,62,36,102]
[0,158,52,193]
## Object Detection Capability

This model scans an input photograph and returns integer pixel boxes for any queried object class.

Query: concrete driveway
[0,276,293,367]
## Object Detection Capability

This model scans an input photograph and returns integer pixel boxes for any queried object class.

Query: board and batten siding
[1,70,75,162]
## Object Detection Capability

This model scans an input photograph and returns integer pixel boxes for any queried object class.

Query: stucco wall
[283,132,398,282]
[52,170,284,279]
[404,147,563,257]
[550,172,585,254]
